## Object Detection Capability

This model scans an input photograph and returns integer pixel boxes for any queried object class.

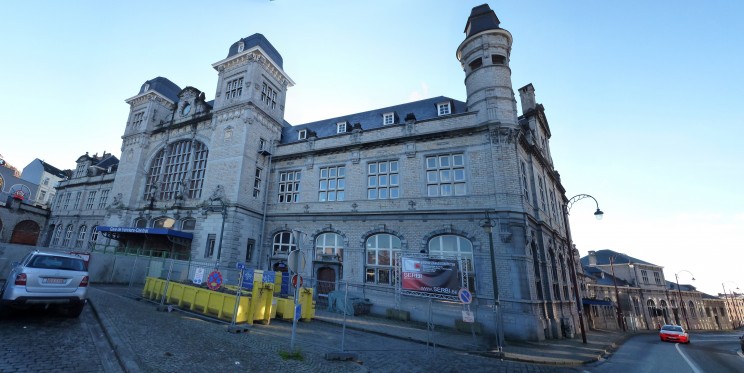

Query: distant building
[581,250,734,331]
[21,158,67,208]
[0,157,47,245]
[45,152,118,250]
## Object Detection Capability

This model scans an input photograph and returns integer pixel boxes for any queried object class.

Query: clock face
[182,103,191,116]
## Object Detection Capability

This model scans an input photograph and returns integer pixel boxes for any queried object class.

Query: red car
[659,324,690,344]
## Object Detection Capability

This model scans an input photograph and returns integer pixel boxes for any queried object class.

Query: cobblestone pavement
[91,286,580,372]
[0,304,121,373]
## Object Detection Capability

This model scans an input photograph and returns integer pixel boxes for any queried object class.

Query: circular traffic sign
[207,271,223,290]
[458,288,472,304]
[287,250,306,273]
[291,274,303,288]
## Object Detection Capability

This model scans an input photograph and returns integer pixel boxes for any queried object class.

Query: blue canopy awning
[582,298,614,306]
[96,226,193,239]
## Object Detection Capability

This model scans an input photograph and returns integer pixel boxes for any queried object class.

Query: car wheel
[59,303,85,318]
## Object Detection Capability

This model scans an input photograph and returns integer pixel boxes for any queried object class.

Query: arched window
[273,231,296,256]
[76,225,87,248]
[134,218,148,228]
[62,224,74,247]
[153,217,175,229]
[144,140,208,201]
[89,225,99,250]
[428,234,474,292]
[315,232,343,261]
[688,301,696,317]
[365,233,401,285]
[647,299,656,317]
[549,250,560,299]
[181,218,196,231]
[52,225,63,246]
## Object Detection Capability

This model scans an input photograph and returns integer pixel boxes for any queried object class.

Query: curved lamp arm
[567,194,604,220]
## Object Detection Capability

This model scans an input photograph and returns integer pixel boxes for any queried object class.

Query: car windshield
[28,255,86,271]
[662,325,683,332]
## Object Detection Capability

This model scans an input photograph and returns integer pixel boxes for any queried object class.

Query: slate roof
[138,77,181,103]
[580,249,657,267]
[38,160,66,178]
[280,96,467,144]
[226,33,283,69]
[583,266,632,287]
[464,4,501,37]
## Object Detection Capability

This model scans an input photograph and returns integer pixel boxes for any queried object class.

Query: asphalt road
[585,331,744,373]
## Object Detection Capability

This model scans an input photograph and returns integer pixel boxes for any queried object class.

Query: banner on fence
[401,257,460,296]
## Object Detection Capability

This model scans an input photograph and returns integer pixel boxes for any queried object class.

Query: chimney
[588,250,597,266]
[518,83,536,114]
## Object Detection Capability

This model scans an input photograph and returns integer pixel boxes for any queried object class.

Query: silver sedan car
[0,250,89,317]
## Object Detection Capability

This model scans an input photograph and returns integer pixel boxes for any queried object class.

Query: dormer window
[143,83,150,91]
[383,112,395,125]
[337,122,347,134]
[238,41,245,53]
[437,102,451,116]
[298,129,307,140]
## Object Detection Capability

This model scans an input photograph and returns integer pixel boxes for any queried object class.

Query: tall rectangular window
[75,164,87,178]
[426,153,465,197]
[261,82,277,109]
[225,77,243,99]
[538,177,546,211]
[73,192,81,209]
[98,189,109,209]
[654,272,662,285]
[318,166,345,202]
[63,193,71,210]
[521,161,530,201]
[132,112,144,127]
[278,170,301,203]
[86,191,97,209]
[368,160,399,200]
[641,270,649,284]
[253,167,262,198]
[205,234,216,258]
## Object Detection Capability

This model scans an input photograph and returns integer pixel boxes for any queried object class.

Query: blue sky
[1,1,741,295]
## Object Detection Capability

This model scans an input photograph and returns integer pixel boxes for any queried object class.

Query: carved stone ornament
[490,127,519,145]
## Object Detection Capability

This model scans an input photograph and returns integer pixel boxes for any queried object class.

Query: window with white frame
[383,112,395,125]
[437,102,451,116]
[237,41,244,52]
[63,192,71,209]
[261,82,277,109]
[62,225,74,247]
[132,112,144,128]
[205,234,216,258]
[298,129,307,140]
[86,191,96,210]
[98,189,109,209]
[428,235,474,293]
[315,232,343,261]
[318,166,345,202]
[365,234,401,285]
[144,140,209,201]
[367,160,399,199]
[259,138,266,152]
[225,77,243,99]
[272,231,296,256]
[426,153,466,197]
[52,225,63,246]
[253,167,262,198]
[76,225,87,248]
[73,192,82,209]
[74,163,87,178]
[39,190,46,202]
[641,269,649,284]
[337,122,347,134]
[43,177,49,186]
[278,170,301,203]
[89,225,99,250]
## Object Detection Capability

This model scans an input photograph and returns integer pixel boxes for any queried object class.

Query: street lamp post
[722,282,741,328]
[609,256,626,331]
[481,211,504,353]
[563,194,604,344]
[674,270,694,330]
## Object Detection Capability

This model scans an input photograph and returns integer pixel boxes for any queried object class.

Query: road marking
[675,343,703,373]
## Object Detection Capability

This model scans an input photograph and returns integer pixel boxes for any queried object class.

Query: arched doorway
[10,220,40,245]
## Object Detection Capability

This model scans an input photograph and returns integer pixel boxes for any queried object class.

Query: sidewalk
[313,308,636,365]
[89,284,637,370]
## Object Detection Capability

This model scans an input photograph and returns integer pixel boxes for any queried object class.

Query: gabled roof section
[226,33,283,69]
[280,96,467,144]
[580,249,658,267]
[35,159,66,178]
[464,4,501,38]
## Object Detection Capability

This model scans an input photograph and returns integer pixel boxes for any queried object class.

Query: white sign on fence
[462,310,474,323]
[193,267,205,285]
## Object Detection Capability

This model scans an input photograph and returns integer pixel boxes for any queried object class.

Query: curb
[88,291,144,373]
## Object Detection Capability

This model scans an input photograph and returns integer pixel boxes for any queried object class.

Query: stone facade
[95,4,582,342]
